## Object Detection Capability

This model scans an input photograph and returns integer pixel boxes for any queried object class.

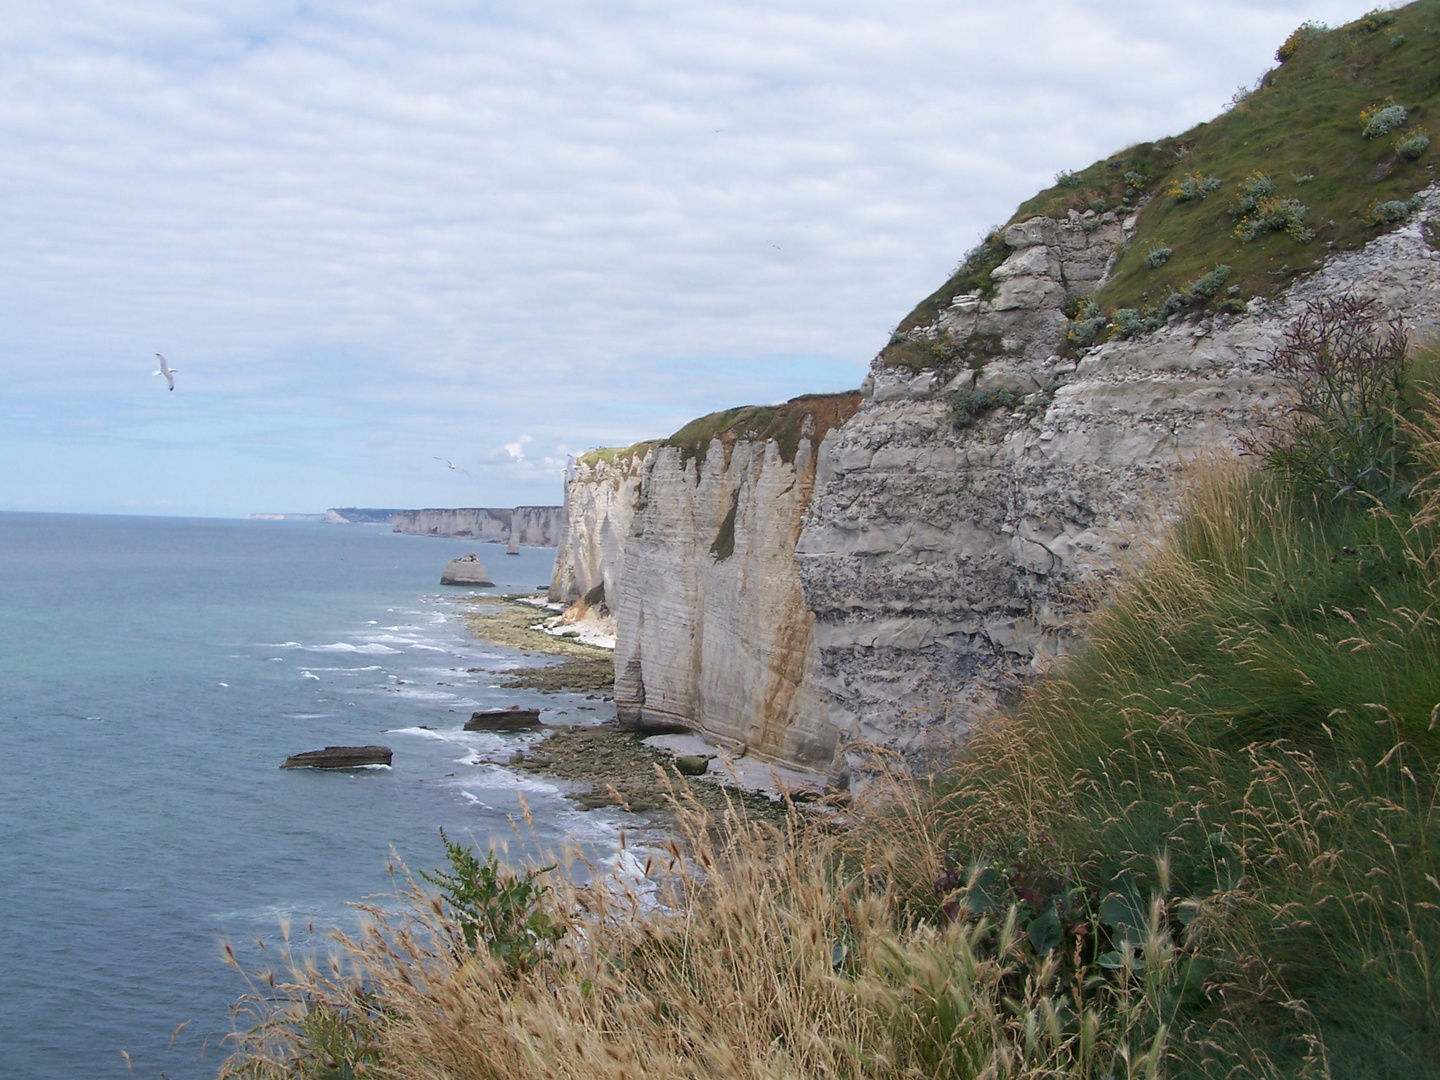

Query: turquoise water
[0,513,622,1079]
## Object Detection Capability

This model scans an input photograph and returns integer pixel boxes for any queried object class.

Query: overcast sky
[0,0,1378,516]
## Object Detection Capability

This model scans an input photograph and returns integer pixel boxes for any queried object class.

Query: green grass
[884,435,1440,1075]
[883,2,1440,367]
[710,490,739,561]
[1097,2,1440,315]
[663,390,861,466]
[573,440,658,469]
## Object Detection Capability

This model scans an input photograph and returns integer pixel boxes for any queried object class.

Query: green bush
[1187,263,1232,299]
[1396,129,1431,160]
[1253,294,1415,505]
[1123,170,1149,192]
[1370,194,1425,224]
[1067,298,1108,348]
[1276,20,1327,62]
[420,831,561,974]
[1361,99,1408,138]
[1143,244,1173,269]
[1357,7,1397,32]
[1234,195,1313,243]
[1166,172,1222,202]
[1055,169,1083,188]
[951,386,1016,430]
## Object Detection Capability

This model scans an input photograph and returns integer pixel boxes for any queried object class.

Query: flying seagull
[153,353,176,391]
[434,456,472,477]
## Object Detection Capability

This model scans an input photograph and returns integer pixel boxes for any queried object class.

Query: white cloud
[0,0,1380,514]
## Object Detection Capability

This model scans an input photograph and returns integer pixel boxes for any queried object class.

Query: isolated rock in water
[281,745,393,769]
[441,552,495,586]
[506,532,520,555]
[465,707,542,731]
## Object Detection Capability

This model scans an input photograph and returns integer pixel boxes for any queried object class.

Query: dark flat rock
[281,745,393,769]
[465,707,543,731]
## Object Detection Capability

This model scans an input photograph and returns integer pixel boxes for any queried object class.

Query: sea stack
[440,552,495,586]
[506,532,520,555]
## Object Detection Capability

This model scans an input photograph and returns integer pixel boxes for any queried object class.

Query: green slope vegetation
[572,440,658,469]
[662,390,862,466]
[884,2,1439,363]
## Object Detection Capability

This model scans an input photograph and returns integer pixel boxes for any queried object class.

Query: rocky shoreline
[461,594,814,821]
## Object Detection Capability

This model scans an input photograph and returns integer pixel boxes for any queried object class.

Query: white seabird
[434,456,471,477]
[153,353,176,391]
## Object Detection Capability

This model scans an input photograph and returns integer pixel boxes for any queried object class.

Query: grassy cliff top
[891,2,1439,343]
[573,441,659,470]
[663,391,863,466]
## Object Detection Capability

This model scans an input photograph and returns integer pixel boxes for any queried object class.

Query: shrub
[951,386,1016,430]
[1232,172,1276,215]
[1055,169,1083,188]
[1067,298,1107,348]
[1253,294,1414,504]
[1167,172,1222,202]
[1360,99,1408,139]
[1143,244,1173,269]
[1396,130,1431,161]
[1122,170,1148,192]
[1391,33,1407,48]
[1275,20,1326,62]
[1356,7,1396,32]
[1234,196,1313,243]
[1187,264,1231,300]
[420,831,561,974]
[1369,194,1425,225]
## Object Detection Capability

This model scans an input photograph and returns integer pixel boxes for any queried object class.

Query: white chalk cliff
[553,188,1440,784]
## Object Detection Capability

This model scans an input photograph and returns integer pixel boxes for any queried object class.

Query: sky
[0,0,1383,516]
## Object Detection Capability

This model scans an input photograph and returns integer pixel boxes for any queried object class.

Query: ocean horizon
[0,512,626,1079]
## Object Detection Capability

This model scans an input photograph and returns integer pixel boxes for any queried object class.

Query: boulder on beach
[441,553,495,586]
[281,745,393,769]
[465,707,543,731]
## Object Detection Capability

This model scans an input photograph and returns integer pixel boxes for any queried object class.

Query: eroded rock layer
[798,191,1440,778]
[610,395,861,773]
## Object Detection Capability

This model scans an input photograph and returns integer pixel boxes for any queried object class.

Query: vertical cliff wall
[548,444,656,605]
[797,191,1440,776]
[511,506,565,547]
[390,506,562,545]
[610,395,860,773]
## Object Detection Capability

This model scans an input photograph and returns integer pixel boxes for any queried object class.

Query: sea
[0,512,631,1080]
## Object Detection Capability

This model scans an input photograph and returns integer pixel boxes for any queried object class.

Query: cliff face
[609,395,860,772]
[798,190,1440,777]
[548,446,655,605]
[551,191,1439,783]
[393,508,512,540]
[391,506,563,545]
[512,506,565,547]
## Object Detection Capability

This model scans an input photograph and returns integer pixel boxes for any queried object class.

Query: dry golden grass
[221,785,1188,1080]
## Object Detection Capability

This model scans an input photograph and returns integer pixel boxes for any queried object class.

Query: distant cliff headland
[249,505,564,546]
